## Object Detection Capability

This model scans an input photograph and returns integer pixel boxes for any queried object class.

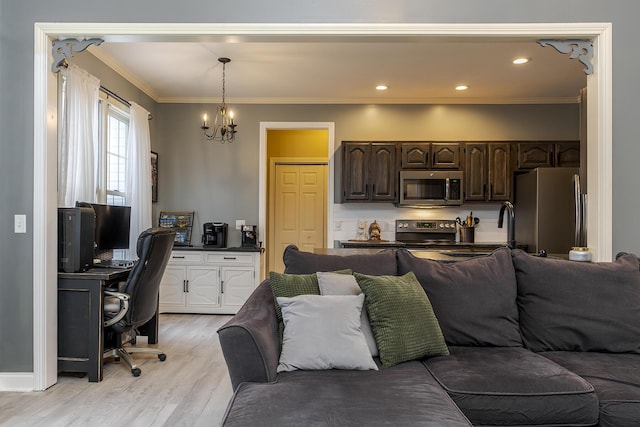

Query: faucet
[497,201,516,249]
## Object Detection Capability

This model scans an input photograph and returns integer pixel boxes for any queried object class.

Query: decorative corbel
[51,38,104,73]
[537,39,594,75]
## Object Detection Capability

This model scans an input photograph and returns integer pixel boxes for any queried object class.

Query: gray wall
[2,0,640,373]
[157,103,578,247]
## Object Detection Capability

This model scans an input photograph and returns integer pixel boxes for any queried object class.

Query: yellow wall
[267,129,328,159]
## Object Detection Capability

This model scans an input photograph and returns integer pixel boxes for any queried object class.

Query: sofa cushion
[397,247,522,347]
[424,346,599,426]
[513,249,640,352]
[354,272,449,368]
[277,294,377,372]
[540,351,640,427]
[223,361,473,427]
[283,244,397,275]
[317,271,378,356]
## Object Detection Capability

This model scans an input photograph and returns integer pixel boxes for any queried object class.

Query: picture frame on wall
[151,151,158,203]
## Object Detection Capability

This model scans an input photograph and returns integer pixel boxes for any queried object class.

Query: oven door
[399,170,463,206]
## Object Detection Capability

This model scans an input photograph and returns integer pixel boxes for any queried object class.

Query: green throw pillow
[269,270,352,322]
[354,272,449,367]
[270,272,320,322]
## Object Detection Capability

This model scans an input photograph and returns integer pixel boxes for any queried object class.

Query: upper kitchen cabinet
[516,141,580,170]
[400,142,461,169]
[342,141,397,202]
[516,142,554,169]
[555,142,580,167]
[464,142,511,202]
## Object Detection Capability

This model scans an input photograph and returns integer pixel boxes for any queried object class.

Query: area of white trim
[156,96,583,105]
[30,21,612,392]
[0,373,35,392]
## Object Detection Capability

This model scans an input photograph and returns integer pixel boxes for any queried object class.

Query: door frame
[260,123,335,277]
[268,158,329,273]
[31,22,611,392]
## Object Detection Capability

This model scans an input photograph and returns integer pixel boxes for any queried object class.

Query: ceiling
[87,36,588,105]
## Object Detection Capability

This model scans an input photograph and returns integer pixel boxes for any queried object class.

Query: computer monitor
[76,202,131,251]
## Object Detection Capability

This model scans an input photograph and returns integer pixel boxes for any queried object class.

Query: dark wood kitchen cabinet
[400,142,460,169]
[464,142,511,202]
[555,142,580,167]
[516,142,554,169]
[342,142,397,202]
[517,141,580,169]
[400,142,430,169]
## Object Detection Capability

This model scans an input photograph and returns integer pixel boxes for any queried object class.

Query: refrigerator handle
[573,174,582,247]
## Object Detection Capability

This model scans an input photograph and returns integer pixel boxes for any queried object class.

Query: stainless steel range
[395,219,457,247]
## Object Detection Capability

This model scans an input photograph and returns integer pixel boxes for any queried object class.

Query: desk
[58,267,159,382]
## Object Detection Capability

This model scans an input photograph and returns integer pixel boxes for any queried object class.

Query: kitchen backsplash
[331,203,508,246]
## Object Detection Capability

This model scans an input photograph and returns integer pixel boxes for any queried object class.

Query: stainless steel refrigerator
[514,167,586,254]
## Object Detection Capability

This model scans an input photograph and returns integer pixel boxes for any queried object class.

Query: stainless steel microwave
[398,170,464,206]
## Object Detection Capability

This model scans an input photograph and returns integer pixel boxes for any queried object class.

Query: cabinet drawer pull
[173,256,186,259]
[223,257,237,260]
[221,280,224,294]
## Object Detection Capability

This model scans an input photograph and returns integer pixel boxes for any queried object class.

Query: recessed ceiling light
[376,85,388,91]
[513,57,529,65]
[455,85,468,91]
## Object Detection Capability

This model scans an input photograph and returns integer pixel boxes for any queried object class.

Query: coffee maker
[241,225,258,248]
[202,222,228,248]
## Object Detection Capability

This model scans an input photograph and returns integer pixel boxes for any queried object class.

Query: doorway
[265,128,330,273]
[33,23,611,392]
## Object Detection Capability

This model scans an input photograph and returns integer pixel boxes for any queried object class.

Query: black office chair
[103,227,175,377]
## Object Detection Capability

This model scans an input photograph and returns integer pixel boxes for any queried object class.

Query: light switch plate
[14,214,26,233]
[235,219,245,230]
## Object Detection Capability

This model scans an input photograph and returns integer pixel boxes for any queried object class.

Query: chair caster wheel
[158,353,167,361]
[131,368,141,377]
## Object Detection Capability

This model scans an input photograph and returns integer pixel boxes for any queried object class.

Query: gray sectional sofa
[217,245,640,426]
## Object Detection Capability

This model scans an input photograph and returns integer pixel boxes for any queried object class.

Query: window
[98,94,130,206]
[99,95,130,258]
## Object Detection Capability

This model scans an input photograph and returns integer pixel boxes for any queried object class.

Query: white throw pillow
[277,294,378,372]
[317,271,379,357]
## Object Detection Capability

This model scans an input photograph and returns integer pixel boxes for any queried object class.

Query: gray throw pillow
[513,249,640,353]
[277,294,378,372]
[283,244,397,275]
[396,247,522,347]
[354,272,449,368]
[317,271,379,357]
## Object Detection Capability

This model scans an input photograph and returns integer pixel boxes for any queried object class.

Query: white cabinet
[159,249,259,314]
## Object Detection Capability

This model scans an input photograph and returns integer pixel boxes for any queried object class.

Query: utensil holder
[459,226,475,243]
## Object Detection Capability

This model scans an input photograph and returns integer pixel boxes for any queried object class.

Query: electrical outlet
[235,219,245,230]
[14,214,26,234]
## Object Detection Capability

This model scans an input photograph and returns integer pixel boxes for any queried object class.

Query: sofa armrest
[217,280,280,390]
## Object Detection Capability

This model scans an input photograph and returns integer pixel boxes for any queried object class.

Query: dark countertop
[172,245,263,253]
[338,240,526,251]
[316,247,567,262]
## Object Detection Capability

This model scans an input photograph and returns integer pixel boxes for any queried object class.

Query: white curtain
[58,64,100,207]
[126,102,153,255]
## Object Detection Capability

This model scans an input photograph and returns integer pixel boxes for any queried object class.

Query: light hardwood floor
[0,314,234,427]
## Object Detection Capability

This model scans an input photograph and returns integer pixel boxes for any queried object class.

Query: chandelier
[201,57,237,143]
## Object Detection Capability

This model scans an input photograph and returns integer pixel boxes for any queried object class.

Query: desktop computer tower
[58,207,95,273]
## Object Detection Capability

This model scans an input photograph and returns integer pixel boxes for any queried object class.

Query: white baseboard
[0,373,34,392]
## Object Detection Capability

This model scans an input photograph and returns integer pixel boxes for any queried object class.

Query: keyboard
[93,259,136,269]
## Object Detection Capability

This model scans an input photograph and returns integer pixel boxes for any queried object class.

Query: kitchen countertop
[338,240,526,250]
[172,245,263,252]
[316,247,568,262]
